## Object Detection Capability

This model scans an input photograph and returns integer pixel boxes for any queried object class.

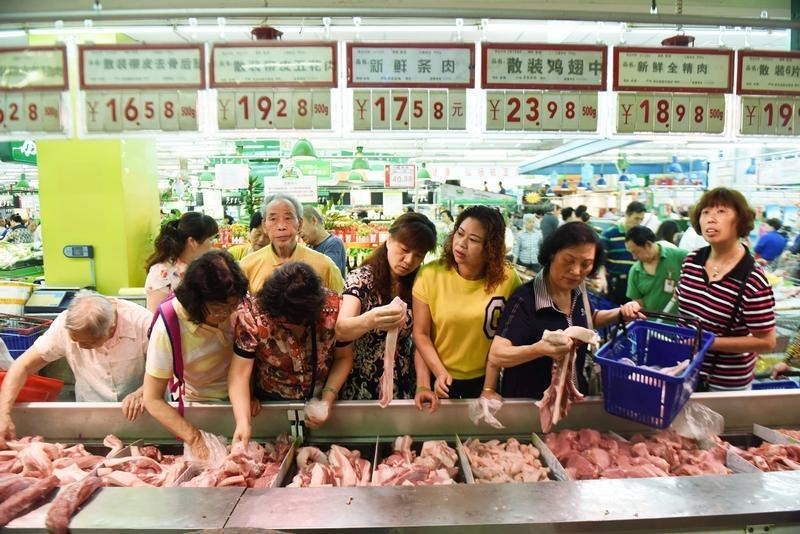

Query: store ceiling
[0,1,798,179]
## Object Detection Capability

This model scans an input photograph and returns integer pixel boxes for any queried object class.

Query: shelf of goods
[5,392,800,532]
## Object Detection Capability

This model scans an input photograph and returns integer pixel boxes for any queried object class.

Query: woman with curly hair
[336,212,439,409]
[145,212,218,312]
[412,206,521,399]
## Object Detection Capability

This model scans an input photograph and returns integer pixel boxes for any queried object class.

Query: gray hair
[262,194,303,222]
[64,290,115,339]
[522,213,537,224]
[302,205,324,225]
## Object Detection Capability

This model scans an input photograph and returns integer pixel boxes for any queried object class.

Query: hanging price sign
[347,43,474,88]
[211,42,337,88]
[0,91,63,133]
[740,96,800,135]
[352,89,466,131]
[616,92,725,134]
[84,90,198,132]
[482,44,606,90]
[217,89,330,130]
[0,46,67,90]
[614,47,733,93]
[485,91,598,132]
[737,50,800,96]
[79,44,205,89]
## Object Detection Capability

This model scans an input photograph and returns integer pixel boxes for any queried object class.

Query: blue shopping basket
[595,311,715,429]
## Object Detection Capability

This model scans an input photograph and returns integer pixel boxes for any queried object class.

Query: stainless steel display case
[5,391,800,532]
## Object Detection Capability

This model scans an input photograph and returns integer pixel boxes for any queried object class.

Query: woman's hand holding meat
[369,303,406,332]
[232,421,253,448]
[536,337,574,363]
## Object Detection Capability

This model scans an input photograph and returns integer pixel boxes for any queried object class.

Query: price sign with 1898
[617,92,725,134]
[84,90,198,132]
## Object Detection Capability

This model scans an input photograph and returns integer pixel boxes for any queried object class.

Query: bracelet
[482,387,496,393]
[415,385,431,393]
[320,385,338,396]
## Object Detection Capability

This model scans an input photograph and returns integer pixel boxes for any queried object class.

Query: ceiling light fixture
[290,138,316,159]
[417,162,431,180]
[351,146,369,170]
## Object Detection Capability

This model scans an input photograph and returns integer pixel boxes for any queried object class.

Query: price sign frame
[0,46,68,91]
[347,42,475,88]
[616,91,726,134]
[84,90,198,132]
[485,90,599,132]
[79,44,205,90]
[481,43,607,90]
[211,41,337,88]
[384,164,416,188]
[217,89,331,130]
[613,46,734,94]
[737,50,800,96]
[740,96,800,135]
[0,91,64,133]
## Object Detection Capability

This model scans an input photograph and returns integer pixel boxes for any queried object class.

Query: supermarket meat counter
[5,391,800,532]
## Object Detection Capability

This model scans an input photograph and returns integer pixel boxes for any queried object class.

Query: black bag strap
[305,322,318,401]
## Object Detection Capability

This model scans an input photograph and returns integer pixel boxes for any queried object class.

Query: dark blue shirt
[497,273,590,399]
[754,231,787,262]
[312,234,347,277]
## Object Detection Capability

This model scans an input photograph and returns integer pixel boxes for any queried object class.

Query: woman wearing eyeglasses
[228,261,353,447]
[143,249,249,461]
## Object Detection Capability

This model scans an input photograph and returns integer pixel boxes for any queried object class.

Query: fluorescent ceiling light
[519,138,642,173]
[0,30,27,38]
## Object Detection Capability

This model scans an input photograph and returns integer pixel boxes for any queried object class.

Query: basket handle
[614,310,703,356]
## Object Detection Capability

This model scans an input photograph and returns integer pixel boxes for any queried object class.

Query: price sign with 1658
[84,90,198,132]
[485,91,598,132]
[0,92,63,133]
[217,89,331,130]
[740,96,800,136]
[617,92,725,134]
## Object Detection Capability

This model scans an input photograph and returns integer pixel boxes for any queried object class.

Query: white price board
[384,164,416,188]
[263,176,318,203]
[485,91,598,132]
[738,50,800,96]
[0,91,63,133]
[80,44,204,89]
[0,47,67,90]
[616,92,725,134]
[614,47,733,93]
[483,44,606,90]
[217,89,331,130]
[353,89,466,131]
[347,43,475,88]
[212,42,337,87]
[84,90,198,132]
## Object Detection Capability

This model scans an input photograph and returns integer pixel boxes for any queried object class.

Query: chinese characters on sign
[79,45,205,89]
[738,51,800,96]
[212,43,337,87]
[614,47,733,93]
[353,89,466,130]
[0,47,67,90]
[384,164,416,188]
[617,92,725,134]
[347,43,474,88]
[482,44,606,90]
[485,91,598,132]
[84,90,198,132]
[217,89,331,130]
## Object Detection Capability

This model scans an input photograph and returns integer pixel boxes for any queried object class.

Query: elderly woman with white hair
[512,213,543,273]
[0,290,153,446]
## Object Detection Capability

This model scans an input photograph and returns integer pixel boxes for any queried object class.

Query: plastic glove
[184,430,228,469]
[468,396,505,429]
[304,398,331,428]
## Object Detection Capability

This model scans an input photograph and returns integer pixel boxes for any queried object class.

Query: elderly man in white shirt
[0,290,152,446]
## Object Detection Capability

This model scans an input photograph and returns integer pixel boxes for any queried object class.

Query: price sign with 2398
[84,90,198,132]
[485,91,598,132]
[617,92,725,134]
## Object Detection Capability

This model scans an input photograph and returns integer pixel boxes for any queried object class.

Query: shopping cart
[595,311,715,429]
[0,313,52,359]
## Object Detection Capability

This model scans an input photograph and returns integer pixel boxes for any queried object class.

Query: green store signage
[0,140,37,164]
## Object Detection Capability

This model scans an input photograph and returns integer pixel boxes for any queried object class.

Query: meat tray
[374,436,467,485]
[278,438,377,487]
[456,434,569,484]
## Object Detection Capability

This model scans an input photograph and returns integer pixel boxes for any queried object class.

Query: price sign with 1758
[617,92,725,134]
[352,89,467,131]
[84,91,198,132]
[217,89,331,130]
[485,90,598,132]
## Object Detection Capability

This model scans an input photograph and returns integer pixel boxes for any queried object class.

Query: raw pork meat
[379,296,407,408]
[289,444,371,487]
[735,442,800,472]
[45,475,103,534]
[464,438,549,483]
[371,436,458,486]
[0,474,59,526]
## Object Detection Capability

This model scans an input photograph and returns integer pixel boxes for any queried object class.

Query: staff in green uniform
[624,225,688,312]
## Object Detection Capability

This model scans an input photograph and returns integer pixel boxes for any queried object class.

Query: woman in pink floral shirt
[145,212,218,312]
[229,262,353,444]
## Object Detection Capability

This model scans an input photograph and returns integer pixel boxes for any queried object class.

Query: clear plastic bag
[670,402,725,444]
[183,430,228,470]
[304,398,330,426]
[468,397,505,429]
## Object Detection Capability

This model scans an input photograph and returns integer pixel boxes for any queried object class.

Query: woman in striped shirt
[676,188,776,391]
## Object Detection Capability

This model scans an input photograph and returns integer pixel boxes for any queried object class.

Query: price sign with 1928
[485,91,598,132]
[217,89,331,130]
[616,92,725,134]
[84,90,198,132]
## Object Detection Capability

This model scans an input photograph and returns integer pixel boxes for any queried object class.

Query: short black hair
[256,262,325,325]
[625,225,656,246]
[690,188,755,238]
[539,221,605,277]
[175,250,249,324]
[766,218,782,231]
[625,201,647,216]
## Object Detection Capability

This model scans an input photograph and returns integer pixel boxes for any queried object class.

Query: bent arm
[228,356,255,431]
[488,335,545,369]
[0,348,50,442]
[334,294,369,342]
[711,328,776,354]
[142,373,199,443]
[411,296,448,379]
[321,344,354,403]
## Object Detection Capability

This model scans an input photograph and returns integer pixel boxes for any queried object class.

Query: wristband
[482,387,496,393]
[416,385,431,393]
[320,385,338,396]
